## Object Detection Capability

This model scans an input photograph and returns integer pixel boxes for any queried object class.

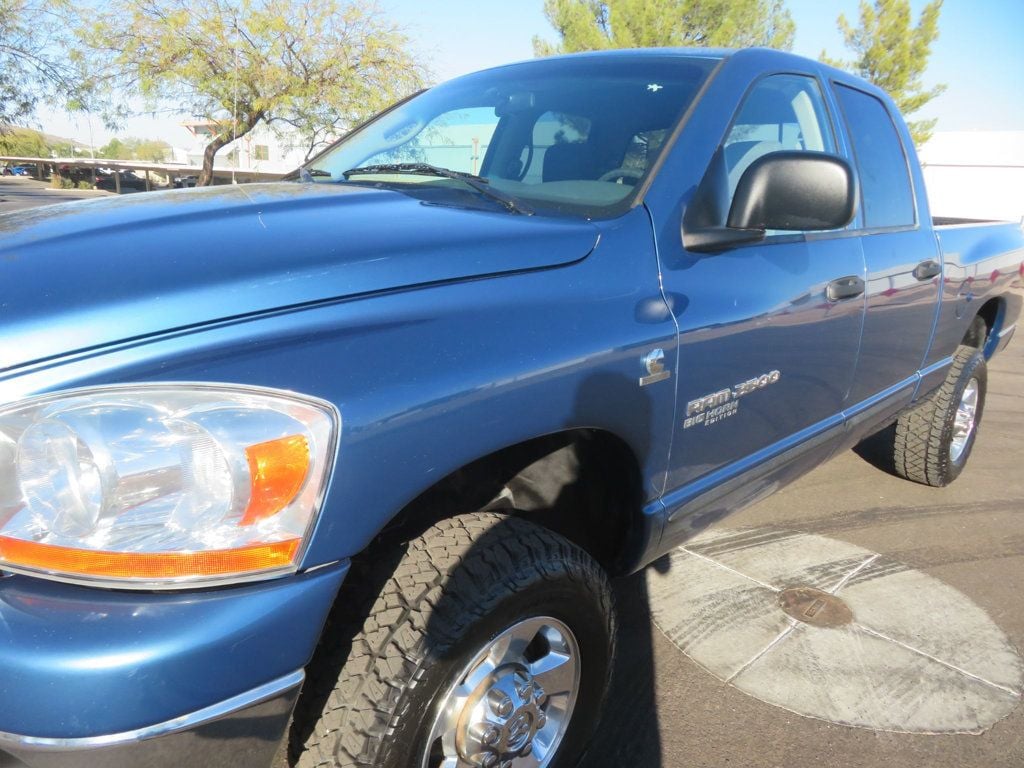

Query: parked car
[55,164,102,185]
[94,170,149,192]
[6,165,31,176]
[0,48,1021,768]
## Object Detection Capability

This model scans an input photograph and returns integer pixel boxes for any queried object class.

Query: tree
[79,0,423,185]
[0,126,49,156]
[821,0,945,146]
[0,1,77,127]
[98,136,171,162]
[533,0,796,56]
[131,138,172,162]
[98,137,127,160]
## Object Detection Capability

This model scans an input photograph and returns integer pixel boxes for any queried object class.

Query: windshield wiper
[288,167,333,182]
[342,162,533,215]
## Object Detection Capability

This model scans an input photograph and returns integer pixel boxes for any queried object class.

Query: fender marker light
[0,384,338,589]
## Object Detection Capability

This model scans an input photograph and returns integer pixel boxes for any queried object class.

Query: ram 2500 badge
[0,47,1021,768]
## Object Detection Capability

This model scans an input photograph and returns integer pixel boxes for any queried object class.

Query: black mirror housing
[728,151,858,232]
[683,150,858,253]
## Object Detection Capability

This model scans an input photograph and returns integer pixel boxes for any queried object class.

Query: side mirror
[684,151,858,253]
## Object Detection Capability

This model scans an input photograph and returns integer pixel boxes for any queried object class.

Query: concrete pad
[647,547,791,680]
[686,526,876,592]
[648,527,1022,734]
[735,622,1020,734]
[841,557,1024,692]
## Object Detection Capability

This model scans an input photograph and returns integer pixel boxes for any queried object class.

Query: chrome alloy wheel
[950,378,980,463]
[422,617,581,768]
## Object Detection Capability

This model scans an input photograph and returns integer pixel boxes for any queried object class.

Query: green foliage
[533,0,796,56]
[98,137,171,162]
[48,140,77,156]
[51,174,74,189]
[821,0,945,146]
[98,137,126,159]
[79,0,425,184]
[0,1,77,125]
[0,126,50,156]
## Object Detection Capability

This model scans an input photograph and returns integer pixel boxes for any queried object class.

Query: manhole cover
[779,586,853,628]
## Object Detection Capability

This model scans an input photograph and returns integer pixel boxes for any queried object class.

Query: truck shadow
[851,423,899,476]
[581,570,664,767]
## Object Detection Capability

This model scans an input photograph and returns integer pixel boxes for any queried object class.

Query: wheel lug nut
[470,722,501,746]
[536,709,547,728]
[514,671,533,698]
[488,689,514,717]
[479,754,498,768]
[533,684,546,704]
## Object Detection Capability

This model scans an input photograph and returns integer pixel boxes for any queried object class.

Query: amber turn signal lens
[241,434,311,526]
[0,536,300,580]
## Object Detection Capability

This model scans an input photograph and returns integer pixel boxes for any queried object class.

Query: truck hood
[0,182,599,372]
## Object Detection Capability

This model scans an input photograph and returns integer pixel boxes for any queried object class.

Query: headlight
[0,384,338,589]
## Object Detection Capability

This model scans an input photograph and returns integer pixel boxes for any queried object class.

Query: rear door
[832,83,942,407]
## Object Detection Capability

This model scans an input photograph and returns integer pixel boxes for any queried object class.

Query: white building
[918,131,1024,223]
[176,120,314,175]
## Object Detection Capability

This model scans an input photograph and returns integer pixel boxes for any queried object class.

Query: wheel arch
[962,297,1004,358]
[370,428,647,576]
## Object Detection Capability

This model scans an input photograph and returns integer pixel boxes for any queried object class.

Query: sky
[34,0,1024,149]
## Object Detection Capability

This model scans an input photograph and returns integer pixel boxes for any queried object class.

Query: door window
[724,74,836,198]
[834,84,916,229]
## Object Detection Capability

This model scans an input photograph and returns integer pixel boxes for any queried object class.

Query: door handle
[913,259,942,280]
[827,275,865,302]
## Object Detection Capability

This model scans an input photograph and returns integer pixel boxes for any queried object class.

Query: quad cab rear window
[834,84,917,229]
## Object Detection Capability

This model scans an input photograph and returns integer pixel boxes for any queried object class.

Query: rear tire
[893,344,987,487]
[290,512,615,768]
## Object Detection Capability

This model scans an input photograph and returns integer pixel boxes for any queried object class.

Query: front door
[657,73,866,540]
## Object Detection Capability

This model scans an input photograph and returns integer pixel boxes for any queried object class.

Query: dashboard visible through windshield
[304,55,718,218]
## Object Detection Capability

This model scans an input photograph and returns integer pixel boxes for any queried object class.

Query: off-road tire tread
[893,344,984,486]
[291,512,614,768]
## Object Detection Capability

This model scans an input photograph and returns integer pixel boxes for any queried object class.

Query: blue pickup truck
[0,47,1021,768]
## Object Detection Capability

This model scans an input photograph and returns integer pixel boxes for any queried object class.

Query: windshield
[305,55,718,218]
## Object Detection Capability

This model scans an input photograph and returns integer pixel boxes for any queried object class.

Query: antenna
[231,13,239,185]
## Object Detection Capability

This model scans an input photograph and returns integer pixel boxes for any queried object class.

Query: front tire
[893,343,987,487]
[290,513,615,768]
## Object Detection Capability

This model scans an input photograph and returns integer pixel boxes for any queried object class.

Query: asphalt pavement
[0,176,112,213]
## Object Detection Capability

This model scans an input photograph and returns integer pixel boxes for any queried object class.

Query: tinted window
[835,85,916,228]
[724,74,835,199]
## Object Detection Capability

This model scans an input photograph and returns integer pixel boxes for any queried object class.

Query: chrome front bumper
[0,670,302,768]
